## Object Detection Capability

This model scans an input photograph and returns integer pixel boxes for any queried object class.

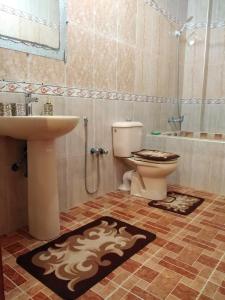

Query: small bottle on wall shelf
[43,97,53,116]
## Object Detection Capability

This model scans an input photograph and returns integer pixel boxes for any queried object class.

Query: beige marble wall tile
[143,5,160,55]
[180,28,207,100]
[118,0,137,45]
[117,44,135,93]
[133,101,161,135]
[205,65,223,99]
[115,100,134,122]
[136,0,145,49]
[168,62,177,98]
[202,104,225,133]
[93,35,117,91]
[0,48,28,81]
[94,99,117,194]
[222,64,225,97]
[181,104,201,132]
[55,97,95,209]
[158,15,170,61]
[157,57,170,97]
[207,28,225,66]
[66,25,94,88]
[68,0,94,29]
[94,0,118,38]
[192,63,204,99]
[194,29,207,66]
[134,49,144,94]
[28,55,65,85]
[0,92,26,104]
[181,64,193,99]
[169,23,179,63]
[142,52,158,96]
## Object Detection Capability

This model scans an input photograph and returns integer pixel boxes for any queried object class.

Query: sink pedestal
[27,140,60,240]
[0,116,79,241]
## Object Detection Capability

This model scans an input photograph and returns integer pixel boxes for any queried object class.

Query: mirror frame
[0,0,67,61]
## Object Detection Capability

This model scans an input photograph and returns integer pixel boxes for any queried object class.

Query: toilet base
[130,172,167,200]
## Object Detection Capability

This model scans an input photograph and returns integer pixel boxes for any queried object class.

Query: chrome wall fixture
[84,117,108,195]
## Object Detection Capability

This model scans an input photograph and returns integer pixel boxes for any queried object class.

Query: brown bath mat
[148,192,204,215]
[17,216,156,300]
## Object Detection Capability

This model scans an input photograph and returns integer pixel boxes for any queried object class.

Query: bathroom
[0,0,225,299]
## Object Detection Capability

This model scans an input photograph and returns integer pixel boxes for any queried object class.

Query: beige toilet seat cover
[132,149,180,162]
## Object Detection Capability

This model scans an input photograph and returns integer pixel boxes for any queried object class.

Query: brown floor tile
[210,269,225,286]
[1,186,225,300]
[172,283,199,300]
[121,259,142,273]
[201,281,218,298]
[135,266,158,283]
[197,254,219,268]
[3,264,27,286]
[78,290,104,300]
[32,291,51,300]
[164,242,183,253]
[198,295,213,300]
[3,276,16,293]
[131,286,160,299]
[217,261,225,273]
[147,269,180,299]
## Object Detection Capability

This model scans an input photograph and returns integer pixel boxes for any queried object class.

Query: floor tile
[1,185,225,300]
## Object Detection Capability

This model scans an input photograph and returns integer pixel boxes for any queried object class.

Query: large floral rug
[17,216,156,299]
[148,192,204,215]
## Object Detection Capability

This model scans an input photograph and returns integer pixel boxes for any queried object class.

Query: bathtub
[145,132,225,196]
[162,131,225,141]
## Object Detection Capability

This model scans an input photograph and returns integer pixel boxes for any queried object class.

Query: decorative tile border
[144,0,182,25]
[145,0,225,30]
[180,99,225,105]
[186,21,225,30]
[1,80,225,104]
[0,80,177,103]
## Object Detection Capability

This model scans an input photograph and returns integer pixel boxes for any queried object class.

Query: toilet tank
[112,121,143,157]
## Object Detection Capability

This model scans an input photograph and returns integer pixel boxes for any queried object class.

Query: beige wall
[0,0,179,97]
[0,0,181,234]
[180,0,225,133]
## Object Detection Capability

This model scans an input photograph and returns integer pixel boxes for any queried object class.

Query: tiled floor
[1,185,225,300]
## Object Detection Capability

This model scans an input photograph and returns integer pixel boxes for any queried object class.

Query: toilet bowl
[126,157,178,200]
[112,121,179,201]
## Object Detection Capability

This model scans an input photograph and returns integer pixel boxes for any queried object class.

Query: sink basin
[0,116,79,140]
[0,115,80,240]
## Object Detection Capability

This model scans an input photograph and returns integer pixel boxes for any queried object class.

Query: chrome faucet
[25,93,38,116]
[168,115,184,124]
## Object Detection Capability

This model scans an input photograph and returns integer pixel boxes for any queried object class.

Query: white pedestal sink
[0,116,79,240]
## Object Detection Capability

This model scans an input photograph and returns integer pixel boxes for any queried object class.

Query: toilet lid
[132,149,180,162]
[133,157,178,164]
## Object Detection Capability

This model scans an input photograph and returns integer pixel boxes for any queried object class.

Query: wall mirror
[0,0,66,61]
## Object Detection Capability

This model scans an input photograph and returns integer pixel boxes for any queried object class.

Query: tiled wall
[145,134,225,195]
[0,0,182,234]
[0,0,179,97]
[181,0,225,133]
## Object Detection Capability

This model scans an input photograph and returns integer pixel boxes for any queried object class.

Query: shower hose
[84,117,100,194]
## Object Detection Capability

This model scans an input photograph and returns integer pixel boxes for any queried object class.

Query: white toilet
[112,122,179,201]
